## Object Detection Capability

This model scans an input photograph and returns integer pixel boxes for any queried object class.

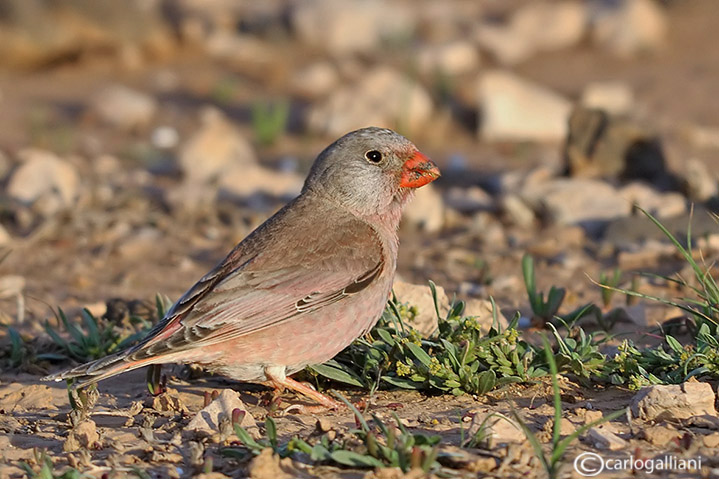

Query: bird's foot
[265,373,342,411]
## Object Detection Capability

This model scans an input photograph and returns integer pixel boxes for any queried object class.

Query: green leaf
[309,362,365,387]
[406,342,432,367]
[476,370,497,394]
[330,450,384,468]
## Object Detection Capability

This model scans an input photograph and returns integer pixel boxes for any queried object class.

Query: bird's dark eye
[365,150,383,163]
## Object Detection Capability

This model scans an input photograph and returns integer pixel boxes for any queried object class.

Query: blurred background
[0,0,718,325]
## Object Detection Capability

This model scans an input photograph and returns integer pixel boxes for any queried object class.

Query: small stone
[248,448,295,479]
[402,183,444,233]
[308,67,433,136]
[631,382,717,422]
[89,84,157,131]
[584,410,604,425]
[417,41,480,77]
[467,413,525,446]
[581,81,634,115]
[148,388,189,414]
[682,158,718,202]
[479,70,572,142]
[151,126,180,149]
[619,182,686,218]
[187,390,256,435]
[7,149,81,216]
[475,1,586,65]
[590,0,668,57]
[316,418,332,433]
[703,433,719,448]
[391,280,449,337]
[500,194,536,227]
[64,419,100,452]
[290,62,339,99]
[641,425,680,447]
[587,426,628,450]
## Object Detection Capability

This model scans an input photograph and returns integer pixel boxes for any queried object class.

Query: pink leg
[265,372,342,410]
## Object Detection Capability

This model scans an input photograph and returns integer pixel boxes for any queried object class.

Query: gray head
[302,127,440,216]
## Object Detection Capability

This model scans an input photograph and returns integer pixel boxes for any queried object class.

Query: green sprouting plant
[251,99,289,146]
[598,268,622,310]
[19,449,89,479]
[225,395,440,473]
[547,322,606,382]
[308,284,543,397]
[522,254,566,323]
[512,339,626,479]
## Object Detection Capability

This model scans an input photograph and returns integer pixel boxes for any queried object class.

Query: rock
[7,149,80,216]
[590,0,668,57]
[641,425,680,447]
[179,108,257,184]
[581,81,634,115]
[187,390,257,435]
[402,183,444,233]
[564,106,668,181]
[704,433,719,448]
[417,41,480,77]
[248,448,297,479]
[467,413,525,447]
[218,166,303,201]
[290,61,339,99]
[89,84,157,131]
[0,224,11,246]
[392,280,448,336]
[521,178,631,233]
[631,382,717,422]
[148,389,190,414]
[682,158,718,202]
[64,419,100,451]
[151,126,180,150]
[445,186,494,214]
[500,194,536,227]
[475,1,586,65]
[291,0,416,56]
[309,67,433,137]
[0,384,57,412]
[479,70,572,142]
[587,426,628,450]
[0,0,175,69]
[205,32,279,71]
[619,182,686,218]
[463,299,509,331]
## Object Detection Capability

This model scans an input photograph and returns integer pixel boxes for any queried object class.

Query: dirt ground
[2,1,719,478]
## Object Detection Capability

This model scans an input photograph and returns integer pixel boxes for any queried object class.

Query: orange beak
[399,151,441,188]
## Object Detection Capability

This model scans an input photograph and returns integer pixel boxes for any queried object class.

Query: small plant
[251,99,289,146]
[225,394,440,473]
[522,254,566,323]
[511,339,626,479]
[20,449,88,479]
[598,268,622,310]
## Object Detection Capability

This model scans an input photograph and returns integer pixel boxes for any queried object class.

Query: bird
[44,126,440,408]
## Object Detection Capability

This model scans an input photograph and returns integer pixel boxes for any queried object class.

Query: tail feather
[42,351,157,389]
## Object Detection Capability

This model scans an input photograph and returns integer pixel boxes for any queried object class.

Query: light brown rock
[631,382,717,422]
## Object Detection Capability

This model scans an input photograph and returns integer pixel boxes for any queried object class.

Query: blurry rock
[445,186,494,214]
[64,419,99,452]
[0,384,57,412]
[521,178,631,233]
[476,1,586,65]
[290,61,339,99]
[402,183,444,233]
[180,108,257,184]
[640,425,680,447]
[291,0,416,56]
[417,41,479,77]
[564,106,667,181]
[590,0,668,57]
[500,194,536,228]
[587,426,627,450]
[205,32,279,72]
[187,390,257,435]
[392,281,449,336]
[682,158,718,202]
[151,126,180,150]
[7,149,80,216]
[463,298,509,331]
[248,448,296,479]
[467,413,525,447]
[631,382,717,422]
[619,182,686,218]
[0,0,175,69]
[581,81,634,115]
[218,166,303,200]
[90,84,157,131]
[686,125,719,150]
[309,67,433,136]
[479,70,571,142]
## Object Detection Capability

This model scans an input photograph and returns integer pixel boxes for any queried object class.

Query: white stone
[591,0,668,57]
[682,158,718,202]
[7,149,81,215]
[309,67,433,136]
[479,70,572,142]
[292,0,416,56]
[476,1,586,65]
[631,382,717,422]
[179,107,257,184]
[402,183,444,233]
[90,84,157,130]
[587,426,628,450]
[417,41,480,77]
[619,182,686,218]
[581,81,634,115]
[290,62,340,99]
